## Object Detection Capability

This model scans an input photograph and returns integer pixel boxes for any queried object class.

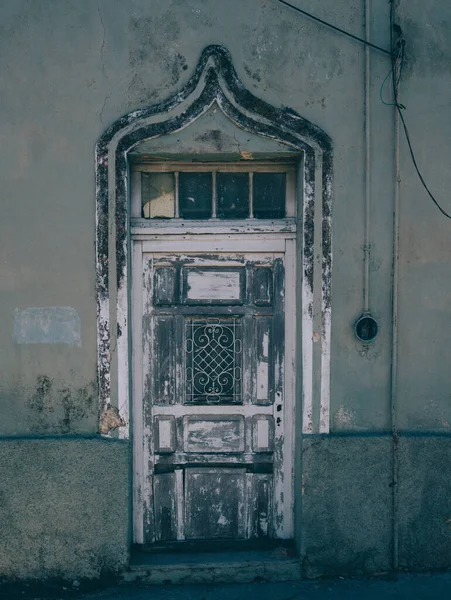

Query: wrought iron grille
[185,317,242,404]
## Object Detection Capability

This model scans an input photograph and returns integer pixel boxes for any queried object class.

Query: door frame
[94,46,333,555]
[131,233,297,544]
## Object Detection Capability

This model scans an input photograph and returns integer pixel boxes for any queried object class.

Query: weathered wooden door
[133,238,295,544]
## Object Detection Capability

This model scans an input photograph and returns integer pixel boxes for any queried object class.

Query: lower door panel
[153,468,273,541]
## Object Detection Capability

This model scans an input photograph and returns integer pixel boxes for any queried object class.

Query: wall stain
[128,13,186,106]
[194,130,224,152]
[244,63,262,83]
[28,376,54,416]
[398,10,451,78]
[26,376,97,434]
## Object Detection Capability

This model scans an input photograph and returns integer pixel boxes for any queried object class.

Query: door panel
[152,316,175,405]
[254,316,272,405]
[153,473,177,542]
[154,416,176,453]
[183,268,245,304]
[138,250,291,543]
[183,416,244,453]
[185,468,246,540]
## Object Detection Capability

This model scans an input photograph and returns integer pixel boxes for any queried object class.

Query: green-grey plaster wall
[0,438,129,580]
[300,436,393,577]
[398,436,451,571]
[300,435,451,576]
[396,1,451,431]
[0,0,450,581]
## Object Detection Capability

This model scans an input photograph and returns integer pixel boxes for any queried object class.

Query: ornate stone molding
[95,45,333,436]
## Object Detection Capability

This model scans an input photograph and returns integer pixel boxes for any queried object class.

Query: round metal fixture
[354,313,379,343]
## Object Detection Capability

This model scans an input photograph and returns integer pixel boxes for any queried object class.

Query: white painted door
[133,239,295,544]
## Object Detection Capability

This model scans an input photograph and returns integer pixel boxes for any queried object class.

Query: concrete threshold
[124,547,301,585]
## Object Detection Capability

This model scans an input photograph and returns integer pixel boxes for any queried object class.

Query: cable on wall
[276,0,451,220]
[276,0,392,55]
[385,2,451,220]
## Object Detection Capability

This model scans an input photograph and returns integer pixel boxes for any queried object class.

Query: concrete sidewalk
[4,572,451,600]
[83,574,451,600]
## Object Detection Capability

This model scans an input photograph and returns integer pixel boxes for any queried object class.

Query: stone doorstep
[123,552,301,585]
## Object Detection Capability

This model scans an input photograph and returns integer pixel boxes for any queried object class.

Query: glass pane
[141,172,175,218]
[179,172,212,219]
[253,173,286,219]
[216,173,249,219]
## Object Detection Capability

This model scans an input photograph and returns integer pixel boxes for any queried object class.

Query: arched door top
[95,45,333,438]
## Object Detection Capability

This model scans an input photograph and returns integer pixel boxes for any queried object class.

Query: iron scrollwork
[185,317,242,404]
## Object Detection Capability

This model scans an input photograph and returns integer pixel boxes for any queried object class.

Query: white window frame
[130,161,297,226]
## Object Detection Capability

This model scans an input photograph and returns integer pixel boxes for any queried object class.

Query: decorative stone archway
[95,45,333,438]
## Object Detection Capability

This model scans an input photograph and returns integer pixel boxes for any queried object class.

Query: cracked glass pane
[142,172,175,218]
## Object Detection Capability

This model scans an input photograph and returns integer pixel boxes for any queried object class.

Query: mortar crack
[232,131,242,155]
[97,0,111,125]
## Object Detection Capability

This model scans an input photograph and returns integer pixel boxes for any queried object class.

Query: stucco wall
[1,0,450,580]
[396,1,451,431]
[0,438,129,580]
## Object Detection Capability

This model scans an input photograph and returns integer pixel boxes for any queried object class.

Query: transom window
[130,162,296,220]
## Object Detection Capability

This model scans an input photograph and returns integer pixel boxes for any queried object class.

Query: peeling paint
[95,44,333,441]
[99,404,126,435]
[335,406,356,428]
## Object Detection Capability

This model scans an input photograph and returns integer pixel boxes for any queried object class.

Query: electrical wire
[379,69,394,106]
[276,0,451,220]
[276,0,392,56]
[388,1,451,220]
[380,42,404,108]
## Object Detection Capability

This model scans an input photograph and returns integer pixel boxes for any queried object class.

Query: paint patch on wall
[13,307,81,346]
[334,406,356,428]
